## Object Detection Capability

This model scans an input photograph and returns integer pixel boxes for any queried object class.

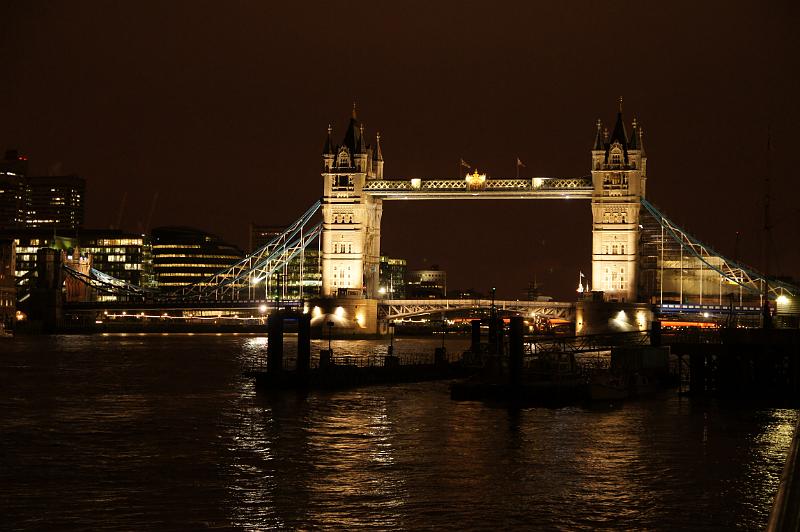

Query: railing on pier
[245,348,462,374]
[768,419,800,532]
[523,330,652,356]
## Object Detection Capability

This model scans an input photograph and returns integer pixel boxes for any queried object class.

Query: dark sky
[1,1,798,299]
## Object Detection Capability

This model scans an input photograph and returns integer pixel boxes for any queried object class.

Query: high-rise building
[25,175,85,229]
[0,150,28,230]
[249,223,285,253]
[0,149,85,230]
[151,227,243,288]
[379,256,406,298]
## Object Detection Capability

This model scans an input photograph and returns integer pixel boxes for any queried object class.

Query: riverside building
[151,227,243,288]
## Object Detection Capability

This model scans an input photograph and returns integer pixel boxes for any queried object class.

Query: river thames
[1,334,796,530]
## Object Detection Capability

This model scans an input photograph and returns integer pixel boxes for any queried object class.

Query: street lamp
[327,320,334,351]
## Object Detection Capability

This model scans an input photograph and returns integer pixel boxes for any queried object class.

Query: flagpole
[516,157,519,179]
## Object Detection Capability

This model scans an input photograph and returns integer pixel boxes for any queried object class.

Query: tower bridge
[49,102,798,334]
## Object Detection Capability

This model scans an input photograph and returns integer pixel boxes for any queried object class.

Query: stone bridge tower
[320,107,383,298]
[591,102,647,302]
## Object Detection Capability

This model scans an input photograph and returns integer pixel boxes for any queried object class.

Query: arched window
[337,147,351,167]
[612,244,618,254]
[620,244,625,254]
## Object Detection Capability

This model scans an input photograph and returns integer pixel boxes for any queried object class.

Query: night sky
[1,1,798,299]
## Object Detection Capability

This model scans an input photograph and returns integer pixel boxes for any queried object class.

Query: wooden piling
[267,312,284,373]
[471,320,481,353]
[509,316,524,386]
[297,313,311,376]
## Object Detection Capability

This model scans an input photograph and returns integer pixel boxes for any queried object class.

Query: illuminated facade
[590,104,646,302]
[320,107,383,297]
[407,267,447,298]
[0,237,15,329]
[151,226,243,288]
[0,229,151,287]
[379,256,407,298]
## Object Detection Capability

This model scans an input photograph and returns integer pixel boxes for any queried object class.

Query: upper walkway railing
[364,177,593,199]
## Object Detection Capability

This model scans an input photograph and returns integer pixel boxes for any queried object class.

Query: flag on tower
[460,158,471,169]
[516,157,525,168]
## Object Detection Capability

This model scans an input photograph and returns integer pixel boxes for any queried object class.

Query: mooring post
[267,312,284,373]
[689,352,705,395]
[488,317,498,354]
[509,316,524,386]
[651,320,661,347]
[471,319,481,353]
[320,320,334,370]
[297,313,311,376]
[496,317,506,356]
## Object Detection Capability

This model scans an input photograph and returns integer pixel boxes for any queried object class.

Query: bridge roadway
[382,299,575,320]
[64,298,575,321]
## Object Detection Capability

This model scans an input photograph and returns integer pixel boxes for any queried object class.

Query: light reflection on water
[0,334,796,530]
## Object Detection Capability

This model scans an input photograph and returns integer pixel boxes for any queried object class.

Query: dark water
[0,334,796,530]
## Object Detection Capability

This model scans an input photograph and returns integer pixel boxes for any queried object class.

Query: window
[612,245,618,254]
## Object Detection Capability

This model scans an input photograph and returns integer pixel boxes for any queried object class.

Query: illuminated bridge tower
[320,107,384,298]
[591,103,647,302]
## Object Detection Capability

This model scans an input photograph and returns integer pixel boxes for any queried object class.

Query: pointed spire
[608,97,629,149]
[629,117,639,150]
[593,119,604,150]
[322,124,334,155]
[357,123,368,154]
[639,127,646,156]
[375,131,383,161]
[342,105,360,154]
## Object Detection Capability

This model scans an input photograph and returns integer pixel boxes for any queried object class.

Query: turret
[372,132,384,179]
[353,123,369,173]
[322,124,335,171]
